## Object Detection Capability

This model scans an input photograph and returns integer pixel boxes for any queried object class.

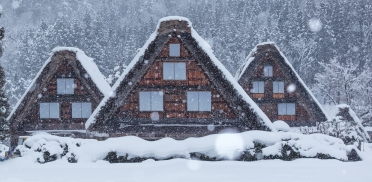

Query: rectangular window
[264,66,273,77]
[278,103,296,115]
[139,91,163,111]
[72,102,92,118]
[273,81,284,93]
[40,103,59,118]
[163,62,186,80]
[57,78,74,94]
[251,81,264,93]
[169,44,180,57]
[187,91,211,111]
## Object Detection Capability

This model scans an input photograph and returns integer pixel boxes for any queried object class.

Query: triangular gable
[8,47,110,135]
[86,17,276,136]
[235,42,329,125]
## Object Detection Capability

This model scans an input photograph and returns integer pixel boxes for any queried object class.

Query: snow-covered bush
[0,142,8,157]
[273,120,290,132]
[14,131,362,164]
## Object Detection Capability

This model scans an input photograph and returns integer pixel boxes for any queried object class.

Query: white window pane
[264,66,273,77]
[278,81,284,93]
[57,79,65,94]
[40,103,49,118]
[163,63,174,80]
[187,92,199,111]
[49,103,60,118]
[174,63,186,80]
[139,92,151,111]
[278,103,286,115]
[199,92,211,111]
[169,44,180,57]
[81,103,92,118]
[287,103,296,115]
[259,81,264,93]
[252,82,258,93]
[72,103,82,118]
[65,79,74,94]
[151,91,163,111]
[273,82,278,93]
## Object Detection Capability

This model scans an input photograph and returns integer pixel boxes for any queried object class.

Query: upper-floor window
[163,62,186,80]
[169,44,180,57]
[72,102,92,118]
[251,81,264,93]
[273,81,284,93]
[40,103,60,118]
[57,78,74,94]
[187,91,211,111]
[264,66,273,77]
[139,91,163,111]
[278,103,295,115]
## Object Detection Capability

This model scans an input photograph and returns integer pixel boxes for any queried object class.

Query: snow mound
[273,120,290,132]
[14,131,362,163]
[0,143,8,158]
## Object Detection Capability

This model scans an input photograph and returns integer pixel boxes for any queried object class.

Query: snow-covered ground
[1,147,372,182]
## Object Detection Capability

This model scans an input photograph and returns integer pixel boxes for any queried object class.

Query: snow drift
[13,131,362,163]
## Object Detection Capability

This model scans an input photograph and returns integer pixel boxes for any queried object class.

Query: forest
[0,0,371,125]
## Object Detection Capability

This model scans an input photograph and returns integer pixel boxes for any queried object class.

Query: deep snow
[1,148,372,182]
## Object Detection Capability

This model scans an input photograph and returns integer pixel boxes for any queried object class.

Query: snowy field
[1,144,372,182]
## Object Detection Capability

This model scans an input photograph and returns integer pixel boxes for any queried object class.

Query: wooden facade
[87,18,273,140]
[236,43,328,126]
[9,49,109,147]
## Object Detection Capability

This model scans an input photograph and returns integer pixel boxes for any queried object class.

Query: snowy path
[1,151,372,182]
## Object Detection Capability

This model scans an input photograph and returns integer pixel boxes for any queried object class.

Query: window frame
[251,81,265,93]
[139,91,164,111]
[273,81,284,93]
[39,102,60,119]
[278,103,296,115]
[169,44,181,57]
[71,102,92,118]
[187,91,211,112]
[57,78,74,95]
[264,65,273,77]
[163,62,186,80]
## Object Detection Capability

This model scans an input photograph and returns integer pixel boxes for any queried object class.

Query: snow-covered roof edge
[235,42,330,121]
[7,47,111,121]
[86,16,277,132]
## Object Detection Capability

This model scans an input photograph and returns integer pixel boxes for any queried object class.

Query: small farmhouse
[86,16,275,140]
[235,42,328,126]
[8,48,110,147]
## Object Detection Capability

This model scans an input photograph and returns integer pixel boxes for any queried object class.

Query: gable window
[187,91,211,111]
[278,103,296,115]
[40,103,60,118]
[72,102,92,118]
[264,66,273,77]
[169,44,180,57]
[139,91,163,111]
[251,81,264,93]
[163,62,186,80]
[57,78,74,94]
[273,81,284,93]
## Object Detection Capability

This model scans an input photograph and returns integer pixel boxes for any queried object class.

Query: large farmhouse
[8,48,110,147]
[86,16,275,140]
[235,43,328,126]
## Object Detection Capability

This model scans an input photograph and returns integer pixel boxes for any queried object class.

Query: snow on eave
[86,16,277,132]
[7,47,110,121]
[235,42,330,121]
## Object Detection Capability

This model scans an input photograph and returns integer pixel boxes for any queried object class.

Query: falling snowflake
[287,84,296,93]
[308,18,322,32]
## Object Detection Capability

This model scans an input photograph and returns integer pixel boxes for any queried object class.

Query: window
[72,102,92,118]
[251,81,264,93]
[278,103,296,115]
[139,91,163,111]
[163,62,186,80]
[264,66,273,77]
[57,78,74,94]
[187,91,211,111]
[40,103,59,118]
[169,44,180,57]
[273,81,284,93]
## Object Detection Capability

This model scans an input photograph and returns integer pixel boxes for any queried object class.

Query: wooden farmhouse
[86,16,276,140]
[8,47,111,147]
[235,42,328,126]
